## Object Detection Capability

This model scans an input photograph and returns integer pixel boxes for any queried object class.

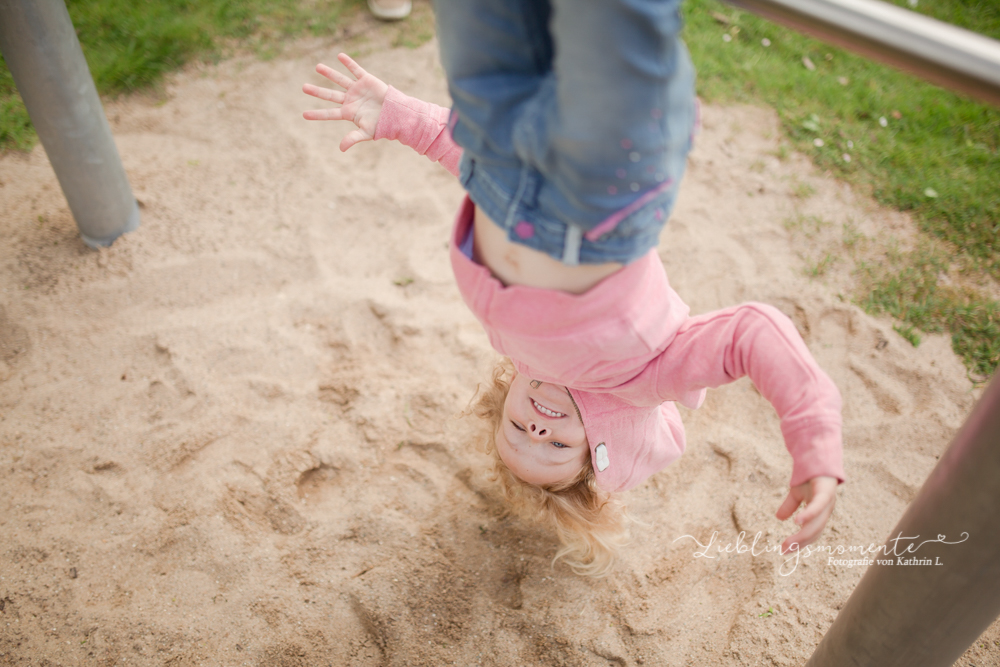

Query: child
[303,55,843,575]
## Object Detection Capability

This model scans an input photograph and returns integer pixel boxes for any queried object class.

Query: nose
[528,422,549,439]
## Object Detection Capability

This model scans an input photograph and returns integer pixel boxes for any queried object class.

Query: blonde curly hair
[469,358,631,577]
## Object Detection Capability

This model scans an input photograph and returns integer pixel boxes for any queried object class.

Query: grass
[683,0,1000,378]
[0,63,32,150]
[893,323,922,348]
[858,245,1000,377]
[0,0,367,149]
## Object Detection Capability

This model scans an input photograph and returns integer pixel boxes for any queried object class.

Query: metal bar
[805,374,1000,666]
[0,0,140,248]
[721,0,1000,107]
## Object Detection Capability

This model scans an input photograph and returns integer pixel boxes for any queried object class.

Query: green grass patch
[893,323,922,348]
[684,0,1000,378]
[859,246,999,379]
[0,62,33,150]
[1,0,365,150]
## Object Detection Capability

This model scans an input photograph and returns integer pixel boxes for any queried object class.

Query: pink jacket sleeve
[372,86,462,177]
[633,302,844,487]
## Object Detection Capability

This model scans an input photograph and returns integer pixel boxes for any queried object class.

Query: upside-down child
[302,54,844,575]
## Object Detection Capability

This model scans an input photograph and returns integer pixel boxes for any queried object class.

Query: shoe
[368,0,411,20]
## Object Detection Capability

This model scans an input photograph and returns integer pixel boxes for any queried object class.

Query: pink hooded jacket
[374,87,844,492]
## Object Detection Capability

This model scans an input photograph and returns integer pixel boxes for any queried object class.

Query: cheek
[497,433,528,475]
[496,431,551,484]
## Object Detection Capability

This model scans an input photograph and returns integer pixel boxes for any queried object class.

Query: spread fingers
[302,83,345,104]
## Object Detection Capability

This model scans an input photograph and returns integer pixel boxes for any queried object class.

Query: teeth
[532,399,565,418]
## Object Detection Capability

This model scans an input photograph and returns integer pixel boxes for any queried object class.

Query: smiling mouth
[532,398,566,418]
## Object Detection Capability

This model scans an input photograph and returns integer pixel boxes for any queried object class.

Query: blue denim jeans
[434,0,696,265]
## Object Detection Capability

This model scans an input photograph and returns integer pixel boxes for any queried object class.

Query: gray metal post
[0,0,139,247]
[806,374,1000,666]
[722,0,1000,108]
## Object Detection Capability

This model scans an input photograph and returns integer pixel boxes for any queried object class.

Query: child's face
[496,372,589,486]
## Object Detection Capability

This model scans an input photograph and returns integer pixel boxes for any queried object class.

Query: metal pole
[721,0,1000,108]
[0,0,140,248]
[805,374,1000,666]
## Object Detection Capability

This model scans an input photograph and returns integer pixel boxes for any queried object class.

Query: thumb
[340,129,369,152]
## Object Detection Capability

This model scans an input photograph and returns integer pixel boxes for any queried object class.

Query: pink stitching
[585,179,673,242]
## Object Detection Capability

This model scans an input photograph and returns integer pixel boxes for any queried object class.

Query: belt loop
[562,225,582,266]
[522,168,541,208]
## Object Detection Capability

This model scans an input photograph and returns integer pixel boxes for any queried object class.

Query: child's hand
[775,475,838,554]
[302,53,389,152]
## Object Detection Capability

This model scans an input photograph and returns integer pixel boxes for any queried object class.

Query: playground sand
[2,20,998,667]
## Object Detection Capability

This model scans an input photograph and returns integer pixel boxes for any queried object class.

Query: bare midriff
[472,207,624,295]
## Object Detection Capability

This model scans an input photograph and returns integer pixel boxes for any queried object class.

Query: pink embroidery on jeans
[616,168,627,179]
[514,220,535,239]
[585,178,674,242]
[620,139,633,150]
[607,186,618,195]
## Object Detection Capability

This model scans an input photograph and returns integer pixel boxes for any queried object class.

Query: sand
[1,13,998,667]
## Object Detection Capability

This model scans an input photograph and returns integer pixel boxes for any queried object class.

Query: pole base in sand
[79,200,141,249]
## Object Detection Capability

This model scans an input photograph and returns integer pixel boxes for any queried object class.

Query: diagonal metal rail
[722,0,1000,107]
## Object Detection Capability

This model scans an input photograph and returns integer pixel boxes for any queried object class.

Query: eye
[510,420,526,432]
[551,441,567,449]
